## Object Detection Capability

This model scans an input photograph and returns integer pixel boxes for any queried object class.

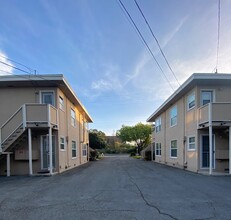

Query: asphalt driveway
[0,155,231,220]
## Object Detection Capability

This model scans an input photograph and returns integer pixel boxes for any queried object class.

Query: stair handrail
[0,105,24,147]
[0,106,23,130]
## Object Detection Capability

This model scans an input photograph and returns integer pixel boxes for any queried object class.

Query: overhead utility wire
[134,0,181,87]
[0,60,32,75]
[215,0,221,73]
[0,54,35,74]
[117,0,175,91]
[0,59,63,87]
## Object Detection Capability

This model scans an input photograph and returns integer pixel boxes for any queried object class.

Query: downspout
[79,113,82,164]
[0,128,2,153]
[164,112,167,164]
[209,103,213,175]
[229,126,231,175]
[66,96,69,168]
[183,96,187,167]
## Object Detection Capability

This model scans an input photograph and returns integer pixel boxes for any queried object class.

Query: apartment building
[0,74,93,176]
[147,73,231,175]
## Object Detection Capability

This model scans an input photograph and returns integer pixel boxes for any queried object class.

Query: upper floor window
[170,105,177,127]
[155,117,161,133]
[201,90,213,106]
[71,108,76,127]
[187,92,195,110]
[59,96,64,110]
[41,91,54,106]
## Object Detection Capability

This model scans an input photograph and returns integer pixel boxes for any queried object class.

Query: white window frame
[82,144,87,157]
[40,90,55,106]
[72,140,77,158]
[71,108,76,127]
[155,117,161,133]
[170,105,177,127]
[59,96,64,111]
[200,89,215,106]
[188,136,196,151]
[155,143,161,156]
[60,137,65,151]
[170,140,177,158]
[187,92,195,110]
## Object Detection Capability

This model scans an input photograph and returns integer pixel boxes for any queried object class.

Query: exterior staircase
[0,103,58,154]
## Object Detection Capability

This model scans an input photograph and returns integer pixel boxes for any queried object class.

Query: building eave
[147,73,231,122]
[0,74,93,123]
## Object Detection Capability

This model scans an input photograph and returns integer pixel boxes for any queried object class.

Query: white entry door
[201,135,215,169]
[41,135,56,170]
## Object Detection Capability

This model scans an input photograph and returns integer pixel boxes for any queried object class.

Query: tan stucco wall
[0,87,90,176]
[152,84,231,173]
[56,88,89,174]
[165,99,185,169]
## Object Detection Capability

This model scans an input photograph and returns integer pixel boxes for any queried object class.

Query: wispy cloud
[0,51,13,75]
[161,15,189,48]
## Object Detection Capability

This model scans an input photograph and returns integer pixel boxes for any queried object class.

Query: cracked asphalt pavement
[0,155,231,220]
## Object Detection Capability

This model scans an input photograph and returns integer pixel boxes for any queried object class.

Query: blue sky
[0,0,231,135]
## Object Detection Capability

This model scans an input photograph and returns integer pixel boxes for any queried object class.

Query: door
[41,135,56,170]
[41,91,55,106]
[201,135,215,168]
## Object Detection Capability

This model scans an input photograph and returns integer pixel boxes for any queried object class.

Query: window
[201,90,213,106]
[188,137,195,151]
[59,96,64,110]
[72,141,77,158]
[187,92,195,110]
[170,106,177,127]
[156,143,161,156]
[170,140,177,158]
[82,144,87,157]
[71,108,76,127]
[41,91,54,106]
[155,117,161,133]
[60,137,65,150]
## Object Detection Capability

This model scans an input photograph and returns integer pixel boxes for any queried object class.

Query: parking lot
[0,155,231,220]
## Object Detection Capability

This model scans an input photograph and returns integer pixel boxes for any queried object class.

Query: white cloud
[90,63,124,94]
[92,79,112,91]
[0,51,13,75]
[161,15,189,49]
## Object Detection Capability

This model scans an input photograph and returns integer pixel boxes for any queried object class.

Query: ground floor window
[72,141,77,158]
[60,137,65,150]
[156,143,161,156]
[188,136,195,151]
[170,140,177,158]
[82,144,87,156]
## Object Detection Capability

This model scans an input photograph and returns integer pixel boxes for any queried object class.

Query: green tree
[116,123,152,155]
[89,129,108,149]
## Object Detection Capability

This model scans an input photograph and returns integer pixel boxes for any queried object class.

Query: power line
[117,0,175,91]
[0,54,35,74]
[134,0,181,87]
[0,60,32,75]
[215,0,221,74]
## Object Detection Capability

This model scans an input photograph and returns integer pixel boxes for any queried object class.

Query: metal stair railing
[0,105,25,152]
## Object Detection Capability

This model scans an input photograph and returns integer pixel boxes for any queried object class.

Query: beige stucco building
[0,74,93,176]
[147,73,231,175]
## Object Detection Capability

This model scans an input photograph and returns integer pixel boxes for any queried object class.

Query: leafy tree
[89,129,108,149]
[116,123,152,155]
